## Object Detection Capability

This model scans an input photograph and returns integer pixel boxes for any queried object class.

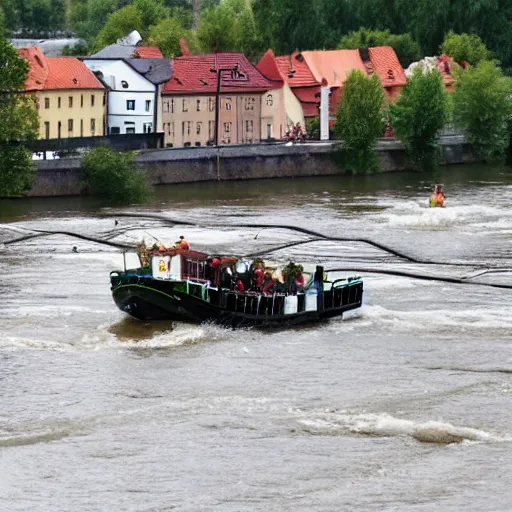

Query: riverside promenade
[31,135,470,197]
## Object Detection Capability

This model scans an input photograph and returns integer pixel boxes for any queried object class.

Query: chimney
[180,38,191,57]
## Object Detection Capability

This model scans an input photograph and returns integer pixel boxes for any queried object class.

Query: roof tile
[274,53,319,87]
[19,47,104,91]
[368,46,407,87]
[135,46,164,59]
[162,53,275,94]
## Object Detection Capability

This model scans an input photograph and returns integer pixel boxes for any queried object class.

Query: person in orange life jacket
[173,235,190,250]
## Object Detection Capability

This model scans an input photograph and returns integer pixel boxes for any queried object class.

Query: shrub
[334,70,386,173]
[452,61,512,162]
[82,147,151,203]
[441,32,491,66]
[389,68,449,171]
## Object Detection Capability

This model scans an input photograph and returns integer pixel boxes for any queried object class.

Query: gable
[83,60,156,92]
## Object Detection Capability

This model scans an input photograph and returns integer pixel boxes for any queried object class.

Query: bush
[389,68,449,171]
[441,32,491,66]
[334,70,386,173]
[452,61,512,162]
[82,148,152,203]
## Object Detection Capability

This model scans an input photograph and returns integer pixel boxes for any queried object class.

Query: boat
[110,247,363,328]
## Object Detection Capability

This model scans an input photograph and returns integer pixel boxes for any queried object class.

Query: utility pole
[210,64,238,147]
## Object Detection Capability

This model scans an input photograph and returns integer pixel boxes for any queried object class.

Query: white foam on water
[0,335,73,352]
[357,304,512,331]
[297,411,511,444]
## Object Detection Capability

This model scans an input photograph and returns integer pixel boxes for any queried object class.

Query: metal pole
[214,70,221,146]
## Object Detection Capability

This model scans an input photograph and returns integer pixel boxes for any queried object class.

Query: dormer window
[121,80,129,89]
[230,68,247,81]
[72,78,78,85]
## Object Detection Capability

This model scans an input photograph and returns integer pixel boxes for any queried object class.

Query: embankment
[30,135,472,197]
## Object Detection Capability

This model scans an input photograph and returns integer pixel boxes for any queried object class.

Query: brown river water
[1,165,512,511]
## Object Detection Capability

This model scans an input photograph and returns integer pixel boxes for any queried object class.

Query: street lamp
[210,64,239,146]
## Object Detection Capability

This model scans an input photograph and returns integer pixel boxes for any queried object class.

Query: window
[80,119,83,137]
[121,80,129,89]
[163,101,169,113]
[81,94,84,108]
[91,95,95,107]
[244,97,255,110]
[171,99,175,113]
[208,97,215,112]
[196,122,202,135]
[126,127,136,134]
[223,122,231,134]
[208,120,215,139]
[196,99,201,111]
[182,121,192,138]
[266,123,272,139]
[110,127,120,134]
[225,98,232,111]
[44,98,50,109]
[143,123,152,133]
[245,120,253,133]
[169,122,174,139]
[182,98,188,112]
[90,119,96,136]
[102,94,106,106]
[57,97,61,108]
[57,121,62,138]
[68,119,73,133]
[266,94,273,106]
[145,100,151,112]
[126,100,135,111]
[69,96,73,108]
[44,122,50,139]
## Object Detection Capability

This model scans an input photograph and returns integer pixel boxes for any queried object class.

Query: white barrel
[305,290,318,312]
[284,295,298,315]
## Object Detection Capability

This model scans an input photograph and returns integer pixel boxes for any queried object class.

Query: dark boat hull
[112,281,363,328]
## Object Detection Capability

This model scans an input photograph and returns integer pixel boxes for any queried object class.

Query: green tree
[334,70,386,173]
[453,60,512,162]
[441,31,491,66]
[196,0,262,56]
[389,68,448,171]
[82,148,152,203]
[339,28,421,68]
[147,16,196,57]
[0,39,39,197]
[70,0,119,42]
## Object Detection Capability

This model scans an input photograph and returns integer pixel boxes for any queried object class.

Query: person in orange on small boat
[262,272,275,295]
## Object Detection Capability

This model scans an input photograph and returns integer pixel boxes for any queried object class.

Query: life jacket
[179,240,190,250]
[436,194,444,206]
[430,194,438,207]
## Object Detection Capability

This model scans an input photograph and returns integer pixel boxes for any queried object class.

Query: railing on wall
[30,133,165,159]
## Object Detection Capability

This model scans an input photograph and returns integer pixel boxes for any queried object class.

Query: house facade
[161,53,277,148]
[19,47,106,139]
[83,59,168,135]
[257,49,305,138]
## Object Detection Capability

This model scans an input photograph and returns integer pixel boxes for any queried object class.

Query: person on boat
[295,265,305,290]
[262,272,276,295]
[430,185,445,207]
[234,279,245,292]
[158,241,167,252]
[252,263,265,289]
[173,236,190,250]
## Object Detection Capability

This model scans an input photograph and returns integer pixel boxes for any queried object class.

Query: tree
[70,0,119,42]
[441,31,491,66]
[334,70,386,173]
[82,148,152,203]
[389,68,449,171]
[339,28,421,68]
[196,0,262,56]
[148,16,196,57]
[453,60,512,161]
[0,39,39,197]
[0,7,6,38]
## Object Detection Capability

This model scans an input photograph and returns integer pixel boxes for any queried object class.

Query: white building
[82,59,171,135]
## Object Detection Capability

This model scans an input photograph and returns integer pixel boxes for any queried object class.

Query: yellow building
[19,47,106,139]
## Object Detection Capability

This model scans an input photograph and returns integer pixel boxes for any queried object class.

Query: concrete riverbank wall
[30,136,472,197]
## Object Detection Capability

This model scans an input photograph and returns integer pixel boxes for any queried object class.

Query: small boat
[110,248,363,328]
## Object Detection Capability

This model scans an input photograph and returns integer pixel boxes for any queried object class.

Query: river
[1,164,511,511]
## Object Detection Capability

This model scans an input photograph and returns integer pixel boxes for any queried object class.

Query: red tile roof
[19,47,104,91]
[256,49,285,85]
[368,46,407,87]
[436,54,455,87]
[292,87,320,116]
[274,53,319,87]
[135,46,164,59]
[302,50,368,87]
[162,53,275,94]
